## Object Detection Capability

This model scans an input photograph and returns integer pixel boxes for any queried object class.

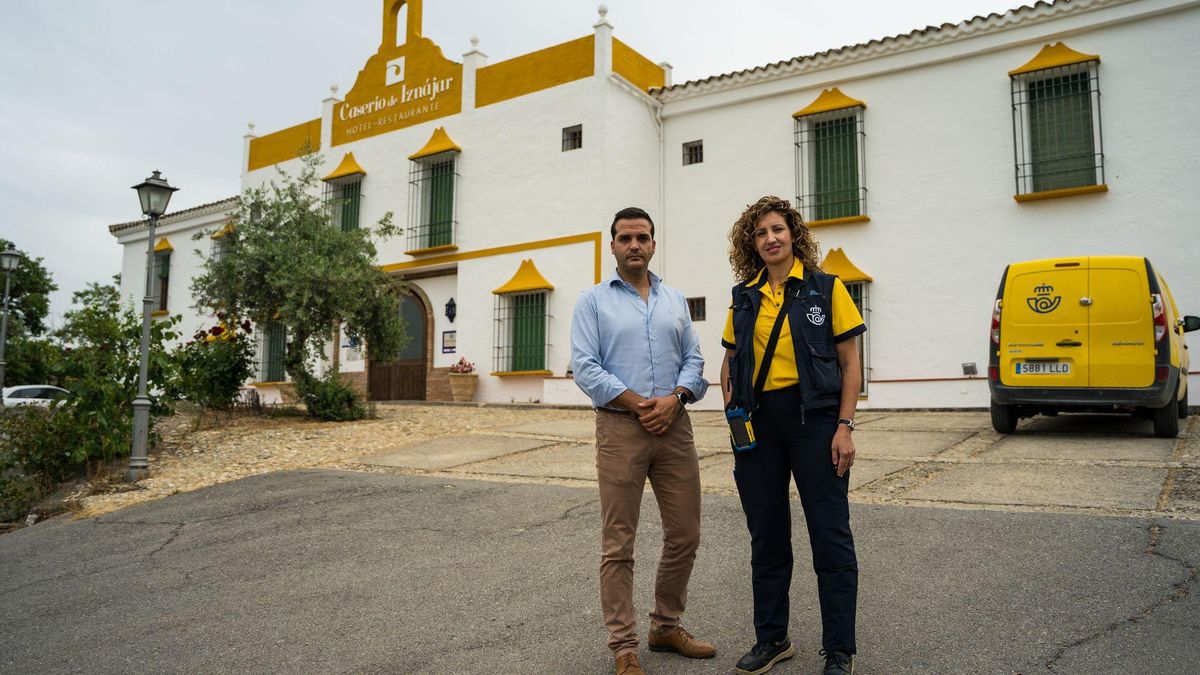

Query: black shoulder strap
[752,284,797,400]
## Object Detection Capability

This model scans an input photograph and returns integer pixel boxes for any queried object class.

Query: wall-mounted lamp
[445,297,457,323]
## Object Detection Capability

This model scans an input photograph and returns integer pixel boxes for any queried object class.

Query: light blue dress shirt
[570,269,708,409]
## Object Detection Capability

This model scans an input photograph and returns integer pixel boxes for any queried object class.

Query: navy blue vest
[728,268,842,414]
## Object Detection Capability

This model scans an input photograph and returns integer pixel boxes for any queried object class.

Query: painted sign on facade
[332,0,462,146]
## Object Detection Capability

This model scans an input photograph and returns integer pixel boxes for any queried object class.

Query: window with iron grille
[686,297,706,321]
[152,251,171,311]
[682,140,703,165]
[493,291,549,373]
[794,108,866,223]
[1011,63,1103,196]
[324,179,362,232]
[211,234,231,262]
[258,321,287,382]
[407,152,457,251]
[562,124,582,152]
[844,281,870,395]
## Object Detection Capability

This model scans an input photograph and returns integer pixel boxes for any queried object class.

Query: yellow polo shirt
[722,258,865,392]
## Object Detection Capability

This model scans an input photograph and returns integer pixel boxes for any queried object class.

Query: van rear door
[1001,259,1090,387]
[1089,257,1154,387]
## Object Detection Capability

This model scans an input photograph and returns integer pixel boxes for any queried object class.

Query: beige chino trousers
[595,407,702,656]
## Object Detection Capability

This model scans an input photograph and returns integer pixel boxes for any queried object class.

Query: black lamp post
[128,170,178,481]
[0,243,23,406]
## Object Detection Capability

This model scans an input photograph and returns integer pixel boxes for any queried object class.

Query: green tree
[0,238,57,337]
[55,278,180,461]
[190,154,407,402]
[0,239,60,387]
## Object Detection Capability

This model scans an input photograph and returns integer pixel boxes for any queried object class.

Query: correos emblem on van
[1027,283,1062,314]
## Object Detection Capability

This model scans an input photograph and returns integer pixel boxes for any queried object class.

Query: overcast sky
[0,0,1025,322]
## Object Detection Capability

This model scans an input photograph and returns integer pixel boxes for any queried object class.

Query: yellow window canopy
[793,87,866,118]
[409,126,462,160]
[322,152,367,183]
[821,248,872,283]
[210,223,236,239]
[1009,42,1099,76]
[154,238,174,253]
[493,259,554,294]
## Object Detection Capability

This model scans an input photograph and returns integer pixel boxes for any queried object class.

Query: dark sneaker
[820,649,854,675]
[735,638,795,675]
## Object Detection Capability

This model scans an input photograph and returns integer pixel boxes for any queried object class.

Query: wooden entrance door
[369,292,427,400]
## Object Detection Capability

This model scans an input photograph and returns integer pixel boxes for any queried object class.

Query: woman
[720,196,865,675]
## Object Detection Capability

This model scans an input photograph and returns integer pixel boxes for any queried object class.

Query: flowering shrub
[449,357,475,374]
[173,316,256,410]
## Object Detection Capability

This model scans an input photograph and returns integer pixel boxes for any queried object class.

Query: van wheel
[1153,391,1180,438]
[1179,385,1189,420]
[991,401,1017,433]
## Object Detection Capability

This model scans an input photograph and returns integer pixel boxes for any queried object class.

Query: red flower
[241,320,252,332]
[210,326,225,336]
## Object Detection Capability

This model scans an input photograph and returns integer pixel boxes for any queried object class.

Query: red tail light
[1156,366,1169,382]
[991,299,1002,345]
[988,366,999,381]
[1152,294,1167,343]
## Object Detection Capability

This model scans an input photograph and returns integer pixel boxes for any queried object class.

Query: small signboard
[442,330,457,353]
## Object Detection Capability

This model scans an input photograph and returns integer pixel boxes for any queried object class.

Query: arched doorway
[368,291,428,400]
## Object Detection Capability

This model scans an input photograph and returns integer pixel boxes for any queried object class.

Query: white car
[1,385,70,407]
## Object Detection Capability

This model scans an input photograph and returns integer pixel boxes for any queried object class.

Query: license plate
[1015,361,1071,375]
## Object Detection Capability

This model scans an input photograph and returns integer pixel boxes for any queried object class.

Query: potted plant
[447,357,478,402]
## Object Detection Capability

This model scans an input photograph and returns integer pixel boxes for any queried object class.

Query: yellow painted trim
[381,232,603,285]
[404,244,460,256]
[210,223,236,239]
[821,248,874,283]
[1014,184,1108,203]
[493,259,555,295]
[806,214,870,228]
[251,381,287,387]
[409,127,462,160]
[150,309,170,318]
[154,238,174,252]
[490,370,553,378]
[322,152,367,182]
[476,35,594,108]
[1009,42,1100,76]
[793,87,866,118]
[613,38,666,91]
[247,118,321,172]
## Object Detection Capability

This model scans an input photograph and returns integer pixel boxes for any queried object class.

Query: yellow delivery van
[988,256,1198,437]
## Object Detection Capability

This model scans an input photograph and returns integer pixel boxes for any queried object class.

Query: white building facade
[111,0,1199,409]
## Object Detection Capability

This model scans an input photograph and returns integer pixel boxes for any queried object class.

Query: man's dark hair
[610,207,655,238]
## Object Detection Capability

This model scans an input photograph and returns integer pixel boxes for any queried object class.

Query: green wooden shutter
[510,293,545,371]
[264,321,287,382]
[154,252,171,311]
[426,159,454,247]
[812,115,860,221]
[340,181,361,232]
[1029,71,1095,192]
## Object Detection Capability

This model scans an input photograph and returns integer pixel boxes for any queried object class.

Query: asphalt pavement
[1,468,1196,674]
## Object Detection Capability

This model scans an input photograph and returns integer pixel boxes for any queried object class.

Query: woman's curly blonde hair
[727,196,821,282]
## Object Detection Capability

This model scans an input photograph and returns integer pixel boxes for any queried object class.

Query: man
[571,207,714,675]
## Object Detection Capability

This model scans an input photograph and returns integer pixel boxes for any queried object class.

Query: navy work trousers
[732,388,858,654]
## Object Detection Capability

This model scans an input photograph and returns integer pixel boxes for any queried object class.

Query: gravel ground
[69,403,593,519]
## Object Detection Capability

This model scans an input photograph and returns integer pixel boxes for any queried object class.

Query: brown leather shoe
[648,625,717,659]
[615,652,645,675]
